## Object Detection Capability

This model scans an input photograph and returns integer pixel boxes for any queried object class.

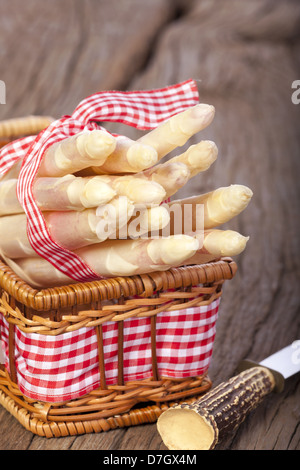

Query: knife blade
[259,340,300,379]
[157,340,300,450]
[237,340,300,393]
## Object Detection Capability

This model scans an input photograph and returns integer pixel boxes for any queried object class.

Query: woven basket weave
[0,117,238,438]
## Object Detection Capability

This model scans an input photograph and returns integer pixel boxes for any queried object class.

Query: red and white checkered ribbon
[0,80,199,282]
[0,298,219,402]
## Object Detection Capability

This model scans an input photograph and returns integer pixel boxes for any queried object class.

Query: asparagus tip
[187,140,218,170]
[84,130,116,160]
[228,184,253,208]
[127,143,158,171]
[81,177,116,207]
[204,230,249,257]
[148,235,199,266]
[191,103,215,122]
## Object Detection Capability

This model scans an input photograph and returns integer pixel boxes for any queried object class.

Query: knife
[157,340,300,450]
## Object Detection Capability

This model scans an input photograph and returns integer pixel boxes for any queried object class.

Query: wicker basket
[0,117,237,438]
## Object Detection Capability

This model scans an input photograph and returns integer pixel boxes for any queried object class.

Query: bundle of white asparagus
[0,104,253,288]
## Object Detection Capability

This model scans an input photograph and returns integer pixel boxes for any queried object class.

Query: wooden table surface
[0,0,299,451]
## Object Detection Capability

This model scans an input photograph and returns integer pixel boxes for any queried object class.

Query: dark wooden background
[0,0,299,451]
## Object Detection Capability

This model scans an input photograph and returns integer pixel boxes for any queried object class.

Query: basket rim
[0,257,237,311]
[0,115,54,141]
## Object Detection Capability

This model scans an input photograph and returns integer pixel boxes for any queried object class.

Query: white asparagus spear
[37,129,117,177]
[126,204,170,240]
[34,175,119,211]
[194,229,249,257]
[0,200,134,257]
[177,229,250,267]
[86,105,215,175]
[46,196,135,248]
[0,213,36,258]
[0,200,171,258]
[2,255,73,288]
[83,148,216,207]
[137,104,215,159]
[141,161,190,199]
[94,162,189,203]
[140,141,217,200]
[6,234,200,287]
[0,170,167,215]
[200,185,253,227]
[0,209,98,257]
[36,173,167,208]
[0,160,22,182]
[166,184,253,232]
[168,140,218,177]
[95,199,169,240]
[107,176,166,206]
[0,175,117,214]
[2,230,248,288]
[0,179,22,215]
[89,135,158,174]
[74,235,199,277]
[1,229,248,288]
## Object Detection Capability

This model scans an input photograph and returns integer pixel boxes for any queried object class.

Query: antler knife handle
[157,366,276,450]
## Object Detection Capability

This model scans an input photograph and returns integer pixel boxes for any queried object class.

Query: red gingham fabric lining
[0,80,199,283]
[0,298,219,402]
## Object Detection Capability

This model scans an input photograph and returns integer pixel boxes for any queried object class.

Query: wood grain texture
[0,0,175,118]
[0,0,299,451]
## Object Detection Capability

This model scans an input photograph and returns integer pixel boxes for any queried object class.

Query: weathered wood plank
[0,0,175,119]
[0,406,33,450]
[0,0,299,451]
